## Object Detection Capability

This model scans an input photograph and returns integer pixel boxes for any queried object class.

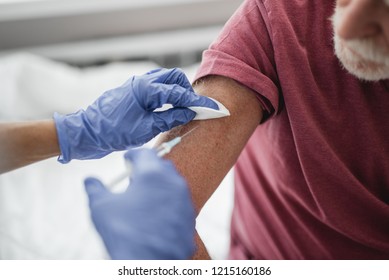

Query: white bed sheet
[0,53,233,259]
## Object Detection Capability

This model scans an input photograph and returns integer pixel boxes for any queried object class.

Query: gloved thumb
[84,177,110,203]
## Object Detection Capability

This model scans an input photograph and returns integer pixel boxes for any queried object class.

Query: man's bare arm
[155,75,264,258]
[0,120,60,174]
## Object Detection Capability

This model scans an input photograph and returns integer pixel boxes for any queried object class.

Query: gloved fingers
[146,68,192,89]
[161,68,193,89]
[84,177,111,203]
[124,148,184,188]
[152,68,219,110]
[124,148,162,175]
[153,108,196,132]
[144,83,219,111]
[164,84,219,109]
[124,147,154,160]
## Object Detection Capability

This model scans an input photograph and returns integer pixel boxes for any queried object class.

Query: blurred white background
[0,0,243,260]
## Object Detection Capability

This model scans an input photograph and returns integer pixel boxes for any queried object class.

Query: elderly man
[158,0,389,259]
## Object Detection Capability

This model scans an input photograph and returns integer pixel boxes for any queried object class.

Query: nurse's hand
[54,68,217,163]
[84,149,196,260]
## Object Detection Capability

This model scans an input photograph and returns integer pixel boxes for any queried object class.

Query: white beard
[332,6,389,81]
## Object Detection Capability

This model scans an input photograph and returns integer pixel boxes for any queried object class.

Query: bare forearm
[0,120,60,174]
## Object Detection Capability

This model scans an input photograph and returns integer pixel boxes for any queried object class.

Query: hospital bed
[0,0,242,259]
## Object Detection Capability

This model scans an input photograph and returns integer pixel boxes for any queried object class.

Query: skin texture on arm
[155,75,264,259]
[0,120,60,174]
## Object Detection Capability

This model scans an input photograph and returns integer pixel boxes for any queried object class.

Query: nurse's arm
[0,120,60,174]
[155,75,264,258]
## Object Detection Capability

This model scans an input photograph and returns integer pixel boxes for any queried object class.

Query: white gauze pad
[154,97,230,120]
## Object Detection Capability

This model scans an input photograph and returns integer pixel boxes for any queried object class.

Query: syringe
[107,126,198,189]
[155,126,198,157]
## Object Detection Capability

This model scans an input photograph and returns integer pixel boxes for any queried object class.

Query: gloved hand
[54,68,217,163]
[84,149,196,260]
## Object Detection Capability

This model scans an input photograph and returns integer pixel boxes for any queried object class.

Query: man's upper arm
[155,75,263,211]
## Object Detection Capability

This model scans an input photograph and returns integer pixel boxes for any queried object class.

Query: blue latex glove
[84,149,196,260]
[54,68,218,163]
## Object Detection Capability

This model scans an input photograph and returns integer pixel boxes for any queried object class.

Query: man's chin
[334,36,389,81]
[340,59,389,81]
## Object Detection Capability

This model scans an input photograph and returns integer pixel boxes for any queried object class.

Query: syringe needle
[156,126,198,157]
[180,126,199,139]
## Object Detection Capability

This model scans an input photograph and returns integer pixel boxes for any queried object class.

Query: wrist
[53,112,71,163]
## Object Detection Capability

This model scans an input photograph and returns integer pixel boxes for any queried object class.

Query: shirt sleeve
[194,0,280,121]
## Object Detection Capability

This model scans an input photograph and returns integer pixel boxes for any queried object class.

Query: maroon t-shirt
[195,0,389,259]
